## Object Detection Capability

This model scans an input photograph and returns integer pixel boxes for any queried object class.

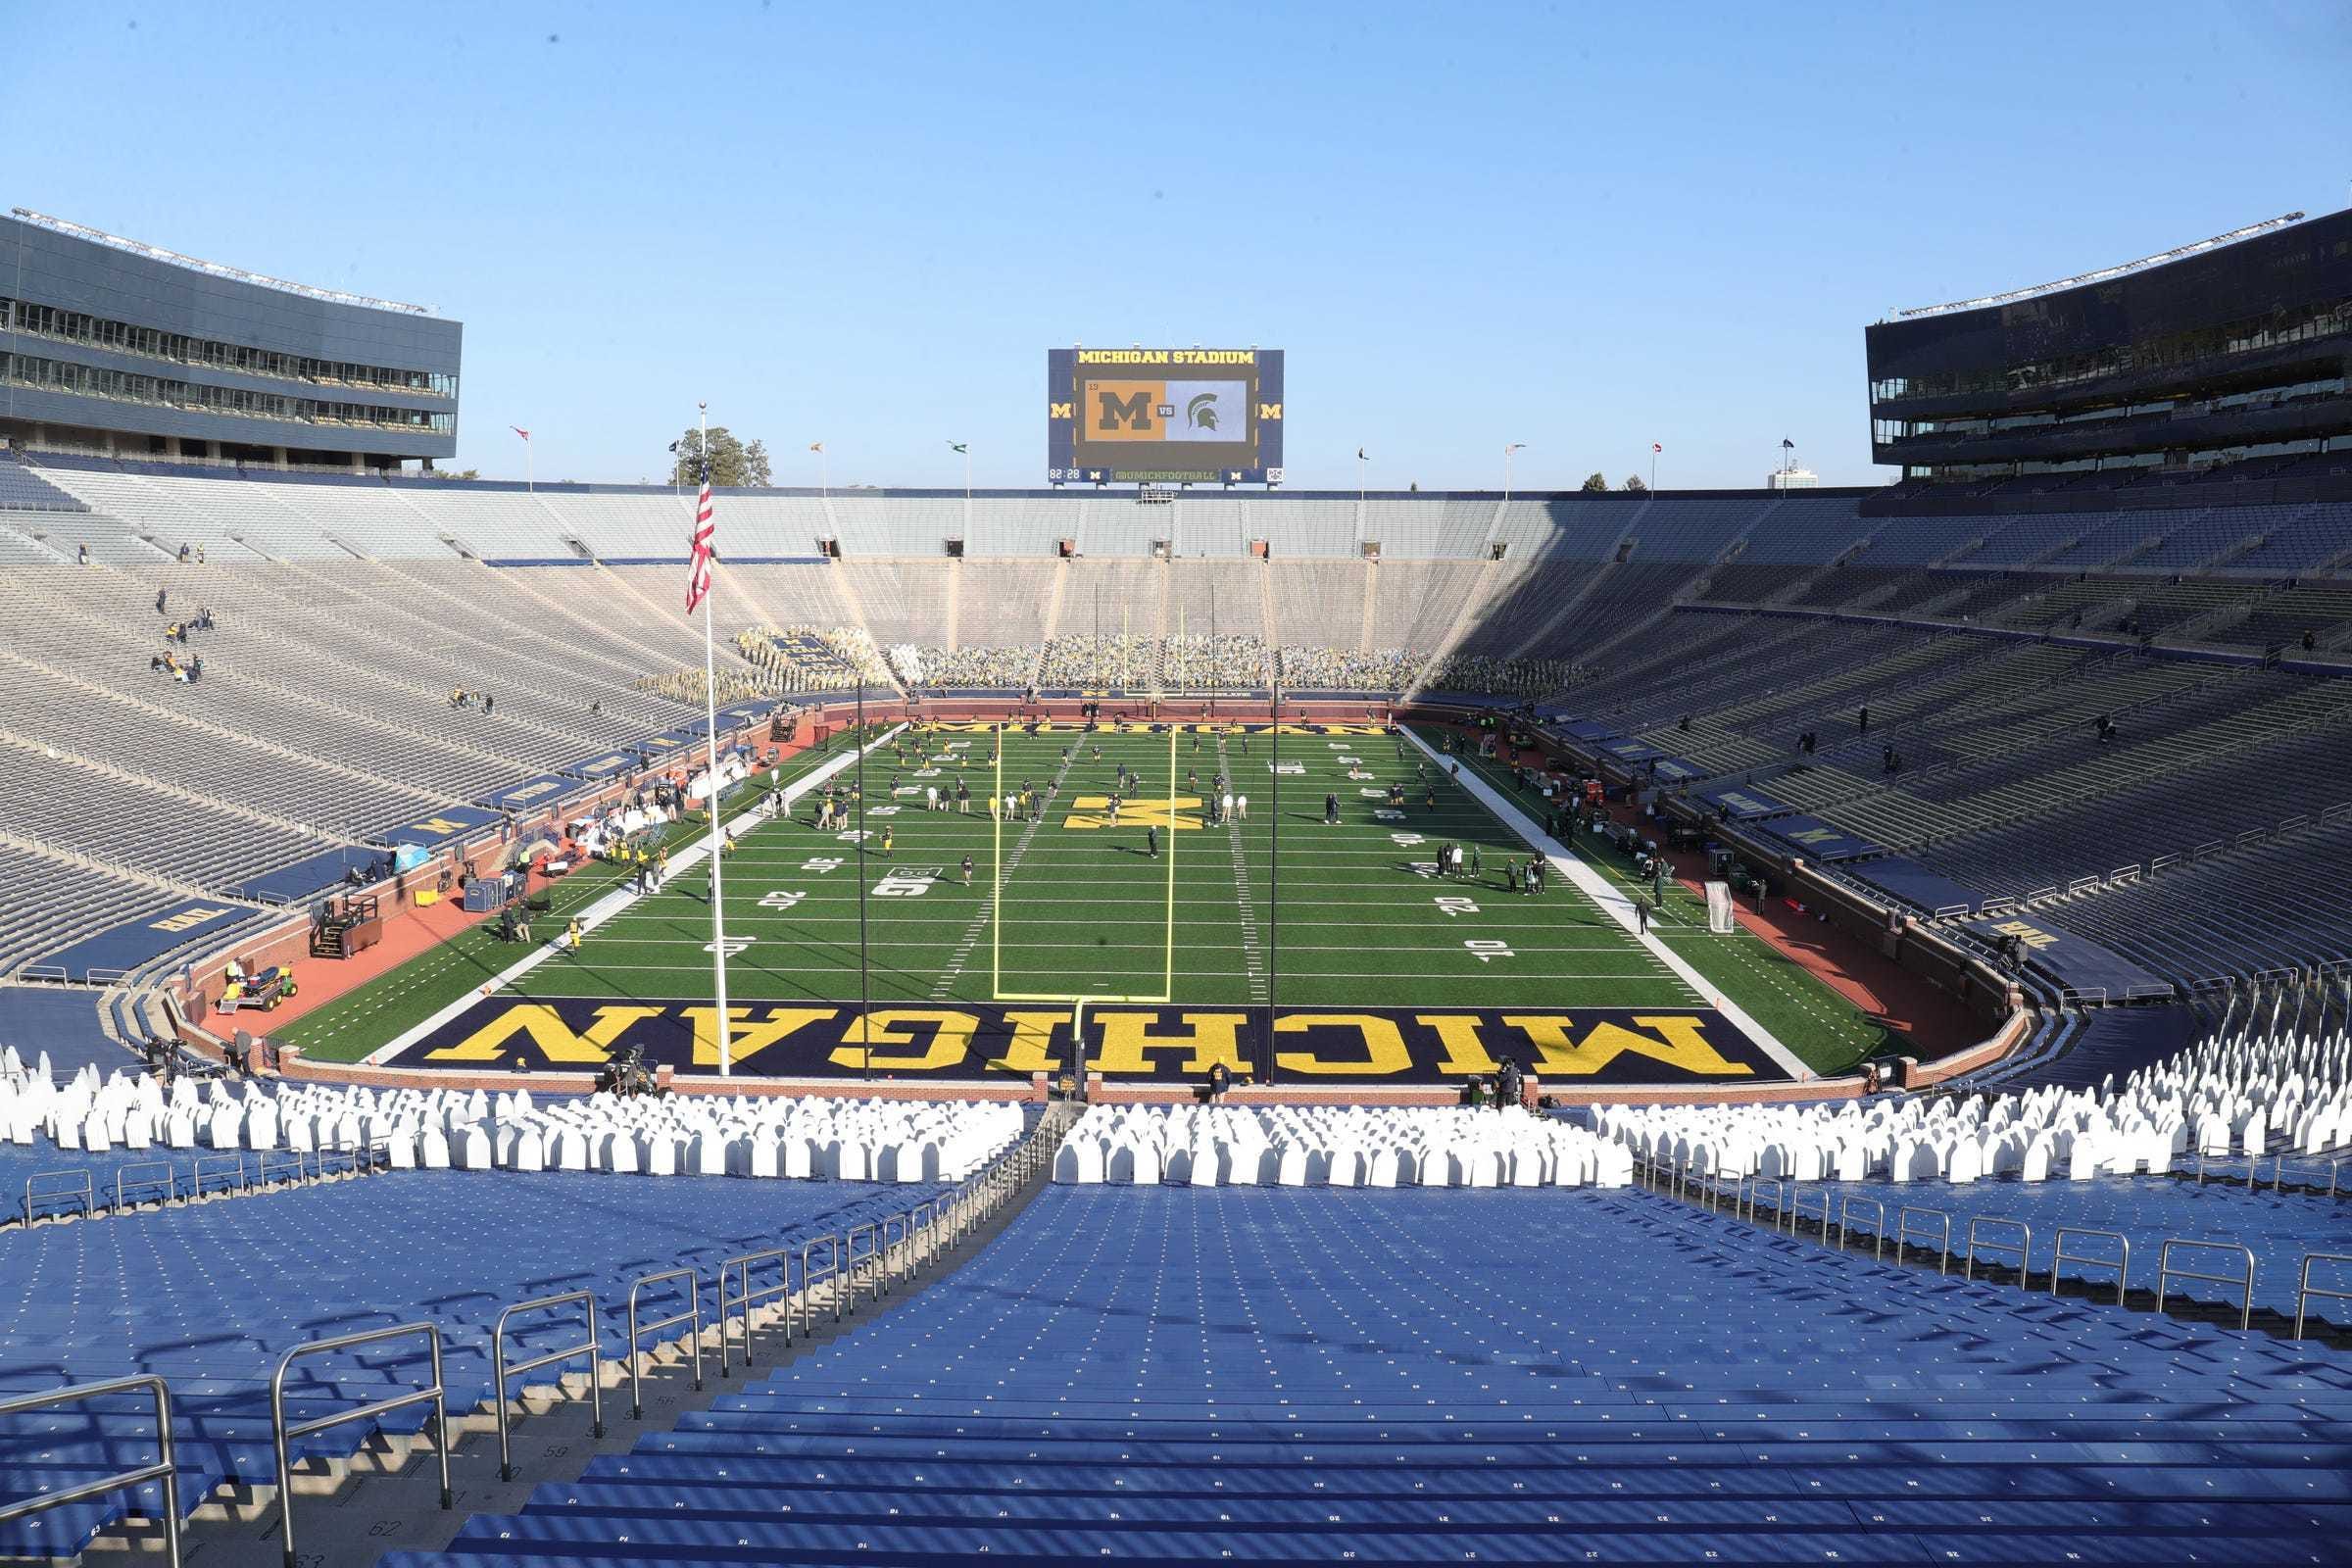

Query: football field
[282,721,1892,1077]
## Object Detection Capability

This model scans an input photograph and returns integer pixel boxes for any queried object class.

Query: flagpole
[699,403,733,1078]
[1266,676,1279,1087]
[856,679,870,1083]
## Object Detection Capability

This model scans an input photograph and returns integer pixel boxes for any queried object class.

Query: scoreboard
[1048,347,1284,486]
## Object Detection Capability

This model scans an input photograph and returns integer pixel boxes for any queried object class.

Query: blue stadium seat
[0,1171,942,1555]
[380,1186,2352,1566]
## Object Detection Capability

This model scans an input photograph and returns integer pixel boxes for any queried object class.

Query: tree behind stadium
[669,426,774,488]
[1580,472,1608,492]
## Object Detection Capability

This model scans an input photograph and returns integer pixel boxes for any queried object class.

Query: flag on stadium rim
[1355,446,1366,460]
[808,441,824,453]
[512,426,530,441]
[949,441,968,453]
[1652,442,1663,453]
[686,461,715,614]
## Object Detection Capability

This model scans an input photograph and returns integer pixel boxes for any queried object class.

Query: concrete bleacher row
[1538,600,2352,986]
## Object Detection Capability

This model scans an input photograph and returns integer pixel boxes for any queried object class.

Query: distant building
[1,209,461,471]
[1767,466,1818,490]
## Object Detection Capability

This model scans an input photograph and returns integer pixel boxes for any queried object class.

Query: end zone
[374,995,1794,1088]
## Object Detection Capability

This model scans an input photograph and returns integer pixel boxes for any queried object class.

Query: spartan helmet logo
[1185,391,1220,431]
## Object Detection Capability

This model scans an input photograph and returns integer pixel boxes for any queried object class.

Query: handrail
[716,1246,795,1377]
[844,1222,882,1305]
[2293,1251,2352,1341]
[800,1233,844,1335]
[0,1376,181,1567]
[1964,1216,2033,1287]
[1838,1195,1886,1260]
[271,1324,448,1568]
[24,1167,93,1225]
[1792,1186,1831,1241]
[1745,1176,1785,1226]
[257,1151,307,1187]
[491,1290,605,1482]
[625,1267,703,1420]
[2156,1239,2257,1331]
[2051,1227,2132,1305]
[191,1153,246,1200]
[879,1212,910,1291]
[114,1160,176,1212]
[1896,1206,1951,1274]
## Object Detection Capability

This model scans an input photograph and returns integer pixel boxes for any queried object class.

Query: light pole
[1502,442,1526,504]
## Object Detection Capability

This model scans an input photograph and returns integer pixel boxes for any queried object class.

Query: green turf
[1432,732,1891,1075]
[282,720,1886,1075]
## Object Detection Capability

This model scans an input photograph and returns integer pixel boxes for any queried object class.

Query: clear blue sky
[8,1,2349,491]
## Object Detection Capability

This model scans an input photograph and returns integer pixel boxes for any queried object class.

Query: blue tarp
[1557,720,1621,742]
[232,846,391,905]
[1696,784,1795,820]
[1963,911,2176,1000]
[32,902,253,983]
[1600,739,1666,763]
[476,774,583,813]
[642,730,704,753]
[563,749,641,780]
[0,986,127,1077]
[1756,814,1885,863]
[1849,855,1987,914]
[377,805,503,848]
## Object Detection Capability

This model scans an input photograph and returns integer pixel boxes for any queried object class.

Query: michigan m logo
[1096,387,1153,433]
[1061,796,1204,831]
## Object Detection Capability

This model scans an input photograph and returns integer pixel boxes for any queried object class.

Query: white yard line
[364,723,907,1065]
[1403,727,1814,1080]
[1217,737,1270,1004]
[930,742,1081,999]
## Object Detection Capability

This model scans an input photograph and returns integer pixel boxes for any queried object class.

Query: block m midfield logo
[1085,379,1247,443]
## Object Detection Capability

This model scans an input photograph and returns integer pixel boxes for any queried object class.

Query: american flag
[686,462,715,612]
